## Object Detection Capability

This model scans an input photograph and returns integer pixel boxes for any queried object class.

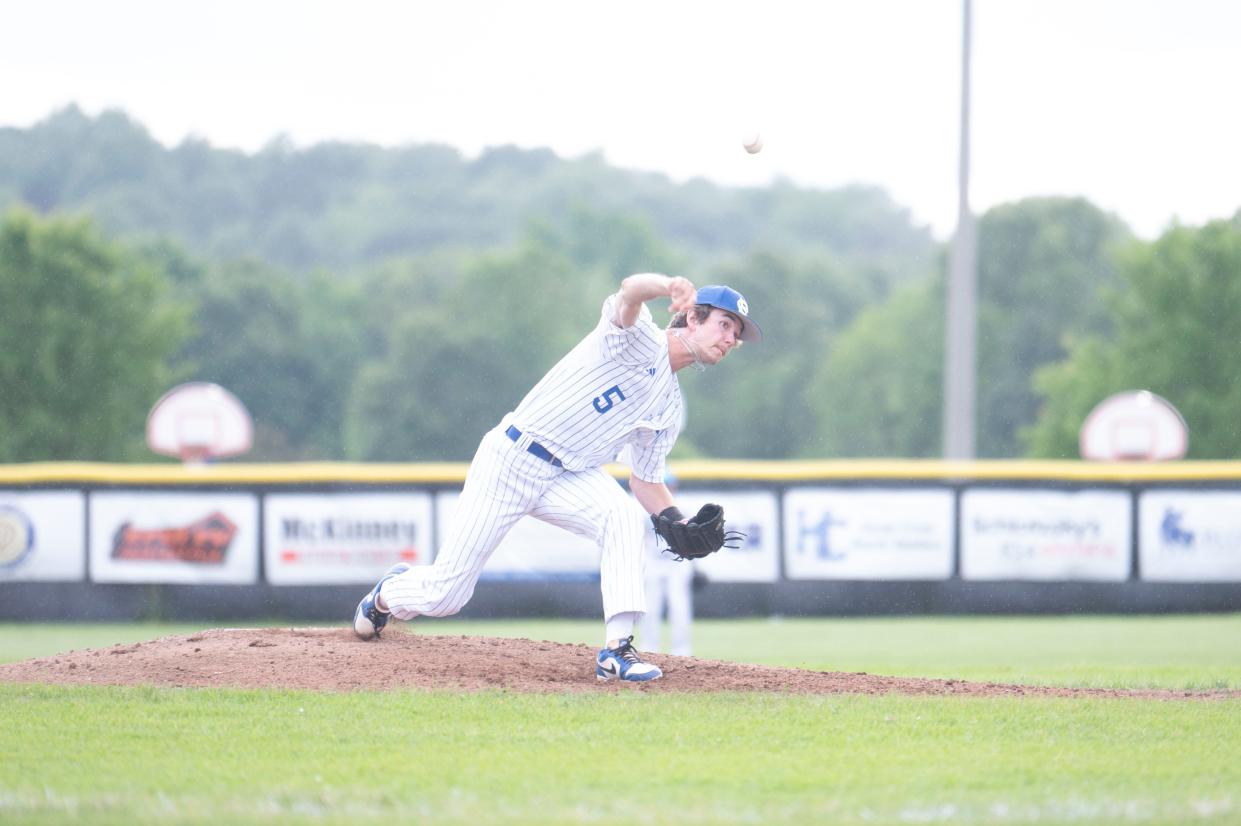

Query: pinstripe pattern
[510,293,681,483]
[529,467,649,619]
[381,292,676,623]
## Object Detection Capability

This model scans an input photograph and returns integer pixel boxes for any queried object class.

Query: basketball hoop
[147,382,254,464]
[176,445,214,467]
[1079,390,1187,461]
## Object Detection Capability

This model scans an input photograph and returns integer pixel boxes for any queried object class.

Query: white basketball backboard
[1079,390,1187,461]
[147,382,253,463]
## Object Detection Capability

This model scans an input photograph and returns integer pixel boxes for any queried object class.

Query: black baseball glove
[650,503,745,561]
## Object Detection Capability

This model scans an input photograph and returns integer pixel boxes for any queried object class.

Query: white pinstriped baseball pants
[381,423,649,622]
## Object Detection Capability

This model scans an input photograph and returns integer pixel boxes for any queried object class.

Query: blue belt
[506,425,563,467]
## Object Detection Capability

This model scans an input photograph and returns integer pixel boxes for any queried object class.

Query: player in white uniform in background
[352,273,763,681]
[637,471,697,657]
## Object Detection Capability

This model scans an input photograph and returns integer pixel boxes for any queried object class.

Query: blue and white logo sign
[0,506,35,569]
[1159,508,1195,546]
[1140,490,1241,581]
[783,488,954,580]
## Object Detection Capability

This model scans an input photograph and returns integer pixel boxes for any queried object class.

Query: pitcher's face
[686,308,743,364]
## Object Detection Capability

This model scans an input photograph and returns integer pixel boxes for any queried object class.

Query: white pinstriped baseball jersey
[378,290,677,624]
[508,292,682,482]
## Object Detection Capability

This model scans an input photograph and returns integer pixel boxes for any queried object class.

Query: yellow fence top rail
[2,460,1241,485]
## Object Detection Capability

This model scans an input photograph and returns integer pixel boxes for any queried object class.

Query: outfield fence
[2,460,1240,620]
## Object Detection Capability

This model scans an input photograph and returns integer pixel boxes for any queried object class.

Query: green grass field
[2,615,1240,825]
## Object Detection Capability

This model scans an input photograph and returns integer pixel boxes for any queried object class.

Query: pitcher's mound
[0,627,1230,699]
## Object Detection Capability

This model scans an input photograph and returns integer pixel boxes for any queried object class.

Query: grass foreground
[1,615,1239,825]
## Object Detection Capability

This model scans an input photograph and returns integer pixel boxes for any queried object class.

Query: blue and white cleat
[352,563,411,640]
[596,636,663,682]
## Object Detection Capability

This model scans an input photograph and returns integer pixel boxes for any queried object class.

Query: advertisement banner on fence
[686,489,779,583]
[1139,490,1241,581]
[960,489,1131,581]
[89,491,259,584]
[436,492,601,580]
[0,491,86,582]
[783,488,954,580]
[264,493,434,585]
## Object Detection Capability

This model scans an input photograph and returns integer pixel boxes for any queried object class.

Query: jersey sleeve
[628,428,677,484]
[597,292,664,367]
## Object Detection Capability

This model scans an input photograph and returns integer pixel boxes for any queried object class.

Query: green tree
[345,235,610,460]
[1,107,936,280]
[0,208,189,460]
[526,204,686,280]
[1024,215,1241,458]
[975,197,1128,456]
[345,209,688,461]
[802,198,1126,459]
[681,249,883,459]
[809,276,944,457]
[173,259,368,460]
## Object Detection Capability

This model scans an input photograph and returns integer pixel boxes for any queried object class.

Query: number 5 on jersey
[593,384,626,414]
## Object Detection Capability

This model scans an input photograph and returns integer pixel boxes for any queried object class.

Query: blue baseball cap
[695,285,763,342]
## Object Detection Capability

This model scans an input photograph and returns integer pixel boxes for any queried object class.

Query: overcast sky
[4,0,1239,239]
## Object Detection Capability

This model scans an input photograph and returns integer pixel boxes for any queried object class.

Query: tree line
[2,108,1239,462]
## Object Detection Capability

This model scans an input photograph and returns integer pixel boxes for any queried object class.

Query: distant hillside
[0,106,936,278]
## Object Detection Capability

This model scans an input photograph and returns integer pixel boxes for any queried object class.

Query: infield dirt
[2,627,1237,699]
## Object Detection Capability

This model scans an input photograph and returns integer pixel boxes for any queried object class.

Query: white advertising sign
[90,491,259,584]
[686,490,779,583]
[783,488,954,580]
[1139,490,1241,581]
[0,491,86,582]
[436,491,601,580]
[264,493,434,585]
[960,489,1131,581]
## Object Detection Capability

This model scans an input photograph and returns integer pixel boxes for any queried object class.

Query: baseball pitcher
[352,273,761,681]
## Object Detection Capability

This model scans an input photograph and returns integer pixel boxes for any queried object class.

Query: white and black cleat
[352,563,411,640]
[596,636,663,682]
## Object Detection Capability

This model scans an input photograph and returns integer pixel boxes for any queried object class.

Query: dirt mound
[0,627,1233,699]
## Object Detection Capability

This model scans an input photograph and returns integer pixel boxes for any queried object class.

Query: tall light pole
[944,0,977,459]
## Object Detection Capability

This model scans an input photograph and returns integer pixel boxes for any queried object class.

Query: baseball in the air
[742,131,763,154]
